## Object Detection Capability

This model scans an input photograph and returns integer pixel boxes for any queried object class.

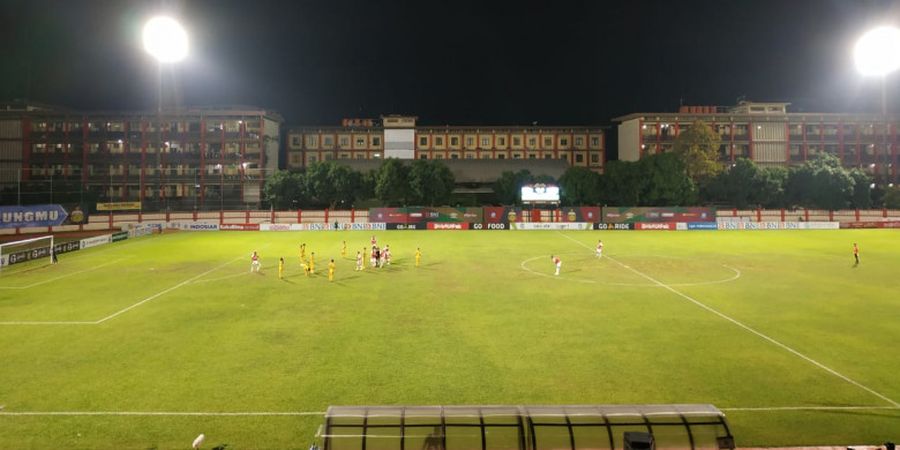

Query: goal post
[0,235,55,269]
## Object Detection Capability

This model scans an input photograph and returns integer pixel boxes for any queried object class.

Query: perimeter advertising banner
[558,207,601,222]
[97,202,141,211]
[369,207,483,224]
[0,204,69,229]
[602,207,716,223]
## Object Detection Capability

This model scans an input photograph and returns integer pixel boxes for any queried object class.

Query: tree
[883,186,900,208]
[263,170,305,209]
[408,160,455,206]
[673,120,723,182]
[374,159,411,206]
[558,166,600,205]
[638,153,696,206]
[848,169,872,209]
[785,154,856,210]
[599,160,644,205]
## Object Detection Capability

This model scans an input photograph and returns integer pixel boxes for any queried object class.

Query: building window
[481,154,491,159]
[450,153,459,159]
[419,136,428,146]
[575,154,584,163]
[465,153,475,159]
[308,155,317,163]
[372,136,381,146]
[560,138,569,147]
[528,137,537,148]
[575,137,584,147]
[590,154,600,164]
[323,136,334,147]
[340,136,351,148]
[355,137,366,147]
[291,136,301,147]
[513,137,522,146]
[305,135,319,148]
[419,154,428,159]
[590,136,600,147]
[497,137,507,146]
[480,137,490,147]
[356,153,365,159]
[435,136,444,146]
[435,153,444,159]
[528,154,536,159]
[450,136,459,146]
[466,137,475,147]
[543,137,553,148]
[498,154,506,159]
[324,153,333,161]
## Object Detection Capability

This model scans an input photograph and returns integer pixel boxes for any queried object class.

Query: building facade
[615,101,898,183]
[286,116,605,172]
[0,102,282,210]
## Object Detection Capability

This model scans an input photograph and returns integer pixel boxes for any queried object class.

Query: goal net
[0,235,56,270]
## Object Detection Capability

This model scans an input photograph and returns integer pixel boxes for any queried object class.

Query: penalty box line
[556,232,900,408]
[0,255,245,326]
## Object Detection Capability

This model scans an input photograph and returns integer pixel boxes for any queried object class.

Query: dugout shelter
[320,404,735,450]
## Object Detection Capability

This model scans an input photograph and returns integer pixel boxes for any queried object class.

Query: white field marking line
[0,258,129,290]
[519,254,741,287]
[0,255,245,326]
[92,255,246,324]
[556,231,900,408]
[0,411,326,417]
[720,405,900,412]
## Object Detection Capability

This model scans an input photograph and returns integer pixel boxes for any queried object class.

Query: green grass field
[1,229,898,449]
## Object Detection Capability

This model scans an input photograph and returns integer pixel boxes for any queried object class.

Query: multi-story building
[0,101,282,210]
[615,101,898,182]
[286,115,605,172]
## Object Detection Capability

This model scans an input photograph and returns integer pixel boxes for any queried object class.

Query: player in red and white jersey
[371,235,377,247]
[250,251,261,273]
[596,240,603,258]
[356,250,364,271]
[383,245,391,266]
[370,245,378,268]
[551,255,561,275]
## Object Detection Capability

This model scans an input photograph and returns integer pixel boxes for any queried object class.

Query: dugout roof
[321,404,734,450]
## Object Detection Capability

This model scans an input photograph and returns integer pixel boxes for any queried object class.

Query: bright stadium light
[142,16,188,63]
[855,26,900,187]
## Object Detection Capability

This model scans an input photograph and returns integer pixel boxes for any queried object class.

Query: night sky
[2,0,899,127]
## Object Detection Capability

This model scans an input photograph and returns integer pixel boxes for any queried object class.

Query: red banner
[483,207,506,223]
[635,222,675,230]
[841,220,900,229]
[427,222,469,230]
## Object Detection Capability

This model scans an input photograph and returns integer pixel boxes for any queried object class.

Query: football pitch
[0,229,898,449]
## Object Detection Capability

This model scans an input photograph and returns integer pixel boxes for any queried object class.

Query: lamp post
[854,26,900,185]
[142,16,188,212]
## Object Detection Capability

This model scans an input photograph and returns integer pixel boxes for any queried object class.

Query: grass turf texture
[0,229,898,449]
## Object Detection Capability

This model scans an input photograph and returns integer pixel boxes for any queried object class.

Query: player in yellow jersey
[309,252,316,273]
[278,257,285,280]
[300,243,306,260]
[415,247,422,267]
[341,240,347,257]
[328,259,336,281]
[302,261,311,277]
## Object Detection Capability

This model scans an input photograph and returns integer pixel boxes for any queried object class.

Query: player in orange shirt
[551,255,561,276]
[853,243,860,266]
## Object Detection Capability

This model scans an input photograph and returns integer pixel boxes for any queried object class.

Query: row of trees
[264,159,455,209]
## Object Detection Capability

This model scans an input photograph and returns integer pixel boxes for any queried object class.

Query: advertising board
[470,223,508,230]
[602,207,715,223]
[635,222,676,230]
[427,222,469,230]
[80,234,112,249]
[594,223,634,230]
[0,204,68,229]
[511,222,592,231]
[387,223,422,230]
[220,223,260,231]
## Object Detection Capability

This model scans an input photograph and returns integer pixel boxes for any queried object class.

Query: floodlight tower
[854,26,900,184]
[142,16,188,211]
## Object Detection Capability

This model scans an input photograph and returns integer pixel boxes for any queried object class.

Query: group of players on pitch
[248,235,423,282]
[550,239,603,276]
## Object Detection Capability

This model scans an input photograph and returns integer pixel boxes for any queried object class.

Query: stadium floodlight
[854,26,900,77]
[142,16,189,63]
